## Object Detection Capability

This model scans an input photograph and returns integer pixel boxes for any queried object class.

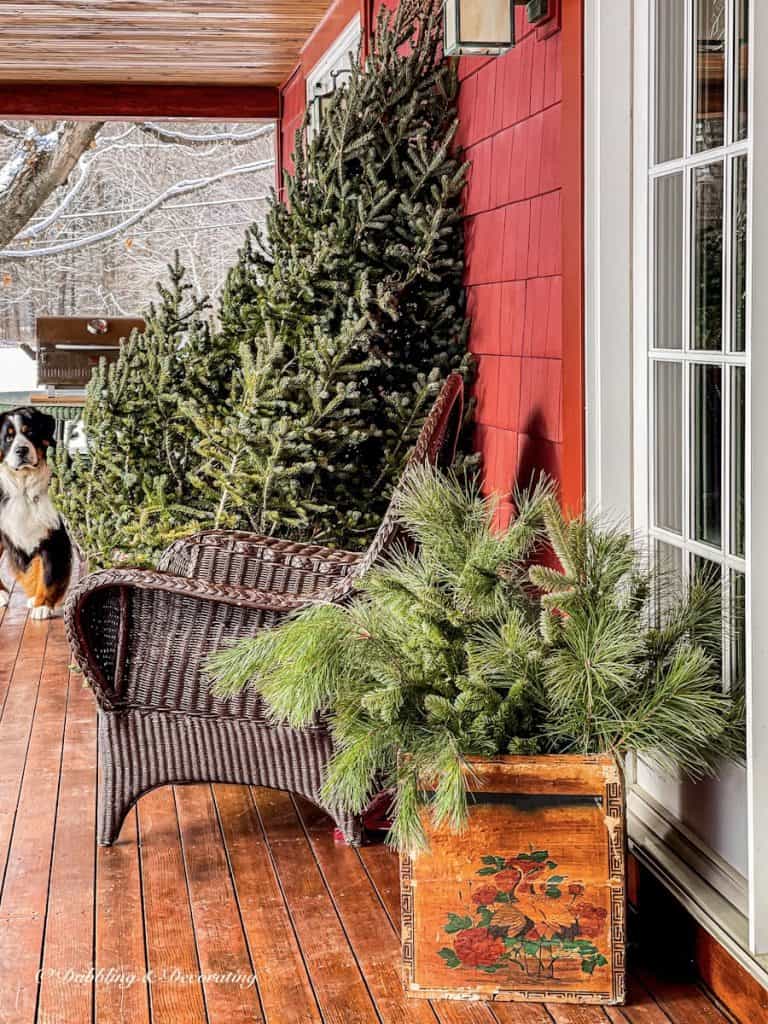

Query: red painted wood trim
[0,83,279,120]
[362,0,376,59]
[300,0,364,77]
[276,78,284,192]
[560,0,585,516]
[277,65,301,197]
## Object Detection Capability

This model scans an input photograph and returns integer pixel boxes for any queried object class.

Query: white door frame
[585,0,768,966]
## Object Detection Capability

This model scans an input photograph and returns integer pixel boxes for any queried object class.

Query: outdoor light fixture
[444,0,515,56]
[312,68,353,123]
[443,1,551,56]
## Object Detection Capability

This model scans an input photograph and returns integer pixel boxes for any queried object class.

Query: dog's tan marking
[17,555,43,603]
[0,542,7,608]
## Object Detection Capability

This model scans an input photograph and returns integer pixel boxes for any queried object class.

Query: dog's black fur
[0,408,72,617]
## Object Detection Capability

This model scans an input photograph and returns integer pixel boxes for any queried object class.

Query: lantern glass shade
[444,0,515,56]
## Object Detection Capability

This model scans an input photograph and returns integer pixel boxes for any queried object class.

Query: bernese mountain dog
[0,408,72,619]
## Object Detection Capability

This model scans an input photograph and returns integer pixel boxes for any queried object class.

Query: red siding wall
[459,9,566,526]
[278,0,584,515]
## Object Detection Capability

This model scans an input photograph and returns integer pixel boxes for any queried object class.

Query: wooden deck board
[213,784,323,1024]
[138,786,209,1024]
[95,807,152,1024]
[175,784,264,1023]
[252,787,381,1024]
[37,666,96,1024]
[0,616,66,1023]
[0,602,743,1024]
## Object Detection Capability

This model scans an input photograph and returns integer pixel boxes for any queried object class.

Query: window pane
[654,173,683,349]
[693,555,723,677]
[654,361,683,532]
[695,0,726,152]
[656,540,683,578]
[693,162,724,351]
[654,541,684,625]
[654,0,685,163]
[693,364,723,547]
[731,570,746,698]
[731,366,745,557]
[732,155,748,352]
[735,0,749,141]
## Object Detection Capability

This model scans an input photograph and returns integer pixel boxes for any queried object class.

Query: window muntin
[649,0,749,697]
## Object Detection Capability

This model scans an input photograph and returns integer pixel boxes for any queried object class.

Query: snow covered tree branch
[0,120,276,255]
[137,122,274,146]
[0,122,103,250]
[0,118,276,348]
[1,156,275,259]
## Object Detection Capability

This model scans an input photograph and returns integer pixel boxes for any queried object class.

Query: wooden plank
[603,975,672,1024]
[632,970,731,1024]
[175,784,265,1023]
[0,0,332,86]
[293,795,438,1024]
[546,1007,610,1024]
[137,785,208,1024]
[0,613,51,890]
[213,784,323,1024]
[456,754,621,797]
[95,808,152,1024]
[37,667,97,1024]
[252,786,381,1024]
[0,618,67,1023]
[0,82,279,119]
[0,585,27,722]
[694,925,768,1024]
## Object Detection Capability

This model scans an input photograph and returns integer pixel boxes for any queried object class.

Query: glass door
[634,0,751,906]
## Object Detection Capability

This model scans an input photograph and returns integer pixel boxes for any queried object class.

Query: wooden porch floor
[0,585,738,1024]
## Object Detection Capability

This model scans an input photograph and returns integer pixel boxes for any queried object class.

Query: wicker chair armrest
[64,567,308,713]
[158,529,364,598]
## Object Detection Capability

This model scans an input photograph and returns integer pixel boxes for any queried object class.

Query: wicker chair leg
[332,811,364,847]
[97,711,133,846]
[98,789,135,846]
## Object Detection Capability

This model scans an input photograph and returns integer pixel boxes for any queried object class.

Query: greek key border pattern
[400,759,627,1006]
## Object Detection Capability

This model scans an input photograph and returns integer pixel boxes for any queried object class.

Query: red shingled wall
[457,8,566,525]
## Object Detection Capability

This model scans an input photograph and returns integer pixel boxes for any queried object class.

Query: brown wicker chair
[65,374,465,846]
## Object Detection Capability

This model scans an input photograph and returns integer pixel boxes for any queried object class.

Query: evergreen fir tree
[54,0,471,565]
[188,0,471,545]
[54,256,234,566]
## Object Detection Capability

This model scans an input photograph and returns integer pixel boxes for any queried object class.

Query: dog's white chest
[0,466,60,555]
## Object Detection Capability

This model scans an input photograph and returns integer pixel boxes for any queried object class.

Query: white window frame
[586,0,768,971]
[305,14,362,137]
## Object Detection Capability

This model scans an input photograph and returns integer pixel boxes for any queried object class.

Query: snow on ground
[0,347,37,392]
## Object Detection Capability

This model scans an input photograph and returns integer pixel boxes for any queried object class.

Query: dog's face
[0,408,56,472]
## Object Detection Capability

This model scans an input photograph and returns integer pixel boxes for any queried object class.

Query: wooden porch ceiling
[0,1,333,86]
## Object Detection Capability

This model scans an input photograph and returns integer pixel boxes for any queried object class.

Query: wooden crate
[401,754,625,1005]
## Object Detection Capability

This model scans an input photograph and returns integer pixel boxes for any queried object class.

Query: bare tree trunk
[0,121,103,249]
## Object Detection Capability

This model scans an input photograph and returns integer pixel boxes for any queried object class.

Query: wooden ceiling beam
[0,82,280,120]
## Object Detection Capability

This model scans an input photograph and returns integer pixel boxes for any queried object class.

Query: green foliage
[53,256,235,566]
[55,0,471,565]
[209,466,744,855]
[187,0,472,546]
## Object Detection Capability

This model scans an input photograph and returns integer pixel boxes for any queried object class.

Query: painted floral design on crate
[439,850,609,980]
